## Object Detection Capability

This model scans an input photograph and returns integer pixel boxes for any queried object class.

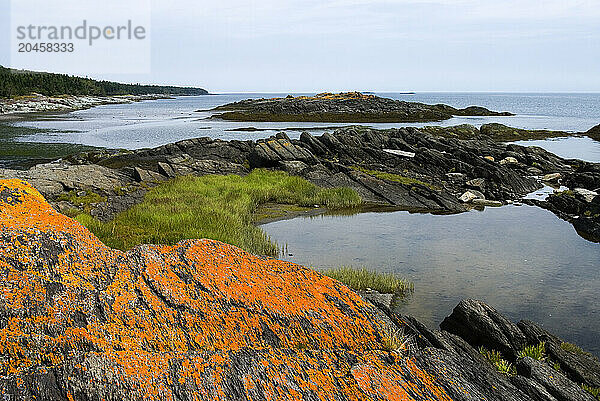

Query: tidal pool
[261,205,600,356]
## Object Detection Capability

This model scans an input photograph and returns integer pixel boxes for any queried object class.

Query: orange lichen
[0,179,451,400]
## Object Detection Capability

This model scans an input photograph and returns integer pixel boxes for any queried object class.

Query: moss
[561,342,594,358]
[75,170,361,256]
[57,190,106,213]
[351,166,439,190]
[321,266,413,296]
[555,190,575,198]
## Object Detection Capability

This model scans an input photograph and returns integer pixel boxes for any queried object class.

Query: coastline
[0,93,174,117]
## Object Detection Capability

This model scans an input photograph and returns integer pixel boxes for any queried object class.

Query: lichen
[0,179,451,400]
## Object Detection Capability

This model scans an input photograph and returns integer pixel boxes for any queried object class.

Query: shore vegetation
[75,169,361,256]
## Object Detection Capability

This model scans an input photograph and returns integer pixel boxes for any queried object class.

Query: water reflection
[262,205,600,356]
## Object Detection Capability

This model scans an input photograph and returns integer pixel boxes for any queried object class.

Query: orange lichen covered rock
[0,179,451,400]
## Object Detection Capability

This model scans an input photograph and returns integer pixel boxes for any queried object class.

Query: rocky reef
[211,92,513,123]
[0,94,171,116]
[1,125,598,241]
[1,179,599,400]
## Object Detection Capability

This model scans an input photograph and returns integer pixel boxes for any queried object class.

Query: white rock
[573,188,598,202]
[472,199,502,207]
[383,149,416,158]
[542,173,561,182]
[500,157,518,165]
[459,190,485,203]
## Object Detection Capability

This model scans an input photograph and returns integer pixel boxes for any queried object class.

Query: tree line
[0,66,208,98]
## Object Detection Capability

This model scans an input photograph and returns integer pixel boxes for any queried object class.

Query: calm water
[5,93,600,354]
[8,93,600,161]
[262,205,600,356]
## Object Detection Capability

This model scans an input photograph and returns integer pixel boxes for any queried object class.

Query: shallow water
[8,92,600,151]
[514,136,600,163]
[262,205,600,356]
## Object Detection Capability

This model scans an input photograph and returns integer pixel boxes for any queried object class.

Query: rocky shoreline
[0,179,598,400]
[0,93,172,117]
[211,92,513,123]
[1,124,597,241]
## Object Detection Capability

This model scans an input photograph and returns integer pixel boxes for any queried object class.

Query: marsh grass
[76,169,361,256]
[322,266,413,295]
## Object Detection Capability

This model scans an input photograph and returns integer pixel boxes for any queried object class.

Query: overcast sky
[2,0,600,92]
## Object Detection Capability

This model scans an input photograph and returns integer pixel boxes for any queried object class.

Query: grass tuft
[582,384,600,400]
[57,190,106,213]
[74,169,361,256]
[518,342,547,361]
[479,346,516,376]
[322,266,413,295]
[381,326,408,354]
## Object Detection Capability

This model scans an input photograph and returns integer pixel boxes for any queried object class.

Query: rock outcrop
[0,94,171,116]
[0,179,453,400]
[1,125,598,240]
[211,92,513,123]
[2,179,599,400]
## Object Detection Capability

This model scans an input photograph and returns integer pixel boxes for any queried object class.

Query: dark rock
[510,376,559,401]
[440,299,527,360]
[213,92,513,123]
[518,320,600,388]
[516,357,596,401]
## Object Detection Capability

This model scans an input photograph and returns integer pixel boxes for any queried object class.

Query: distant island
[0,65,208,98]
[211,91,513,123]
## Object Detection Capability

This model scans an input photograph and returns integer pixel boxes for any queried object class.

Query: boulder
[500,157,519,165]
[440,299,527,359]
[459,190,485,203]
[133,167,165,182]
[573,188,598,203]
[543,173,562,183]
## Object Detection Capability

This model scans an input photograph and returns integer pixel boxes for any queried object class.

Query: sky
[1,0,600,92]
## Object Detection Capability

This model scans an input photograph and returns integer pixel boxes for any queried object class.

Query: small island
[211,91,513,123]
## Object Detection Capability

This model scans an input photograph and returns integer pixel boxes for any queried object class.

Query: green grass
[479,346,516,376]
[381,326,408,354]
[518,342,547,361]
[74,169,361,256]
[351,166,439,190]
[321,266,413,295]
[582,384,600,400]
